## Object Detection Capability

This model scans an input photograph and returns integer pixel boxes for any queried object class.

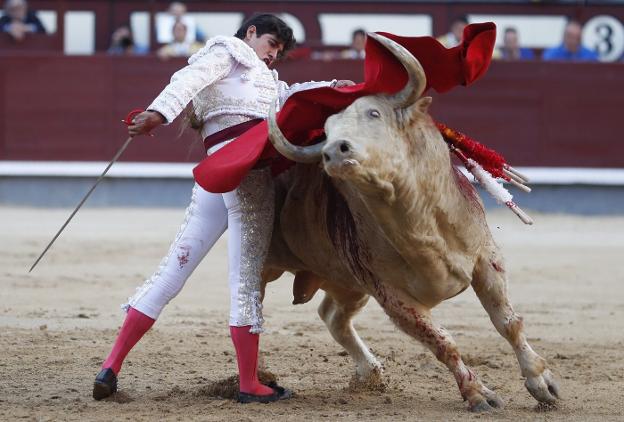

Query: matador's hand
[334,80,356,88]
[127,111,165,137]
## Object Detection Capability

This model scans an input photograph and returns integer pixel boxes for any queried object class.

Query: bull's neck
[349,154,482,282]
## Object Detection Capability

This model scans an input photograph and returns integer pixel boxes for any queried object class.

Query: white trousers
[123,168,274,333]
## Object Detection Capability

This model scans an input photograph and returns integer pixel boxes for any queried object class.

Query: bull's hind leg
[472,253,560,405]
[379,284,503,412]
[318,287,383,387]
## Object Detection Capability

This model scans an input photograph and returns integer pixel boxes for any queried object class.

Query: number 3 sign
[583,15,624,62]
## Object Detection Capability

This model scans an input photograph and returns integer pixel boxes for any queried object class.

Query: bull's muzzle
[322,140,360,175]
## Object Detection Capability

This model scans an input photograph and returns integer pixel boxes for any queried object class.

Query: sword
[29,110,145,273]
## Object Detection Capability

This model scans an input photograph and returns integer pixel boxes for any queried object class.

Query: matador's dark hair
[234,13,296,58]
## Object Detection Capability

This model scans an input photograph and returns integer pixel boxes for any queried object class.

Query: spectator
[437,15,467,48]
[310,48,338,62]
[542,20,599,62]
[495,27,534,60]
[156,1,204,44]
[341,28,366,59]
[157,20,203,60]
[107,24,148,55]
[0,0,46,42]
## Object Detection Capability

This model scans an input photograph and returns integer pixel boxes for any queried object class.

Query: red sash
[203,118,263,152]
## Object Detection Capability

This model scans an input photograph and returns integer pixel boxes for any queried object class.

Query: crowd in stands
[437,15,468,49]
[541,20,598,61]
[435,15,598,62]
[495,27,535,61]
[0,1,610,63]
[107,24,148,56]
[0,0,45,41]
[156,19,203,60]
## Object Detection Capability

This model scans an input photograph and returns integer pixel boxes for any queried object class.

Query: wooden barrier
[0,33,63,53]
[0,55,622,167]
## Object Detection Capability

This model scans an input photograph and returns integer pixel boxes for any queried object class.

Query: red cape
[193,23,496,193]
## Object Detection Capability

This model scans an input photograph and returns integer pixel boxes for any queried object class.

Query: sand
[1,206,623,421]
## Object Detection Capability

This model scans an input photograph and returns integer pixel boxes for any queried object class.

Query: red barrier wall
[0,55,621,167]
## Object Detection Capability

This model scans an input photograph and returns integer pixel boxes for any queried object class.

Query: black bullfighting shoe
[237,382,293,404]
[93,367,118,400]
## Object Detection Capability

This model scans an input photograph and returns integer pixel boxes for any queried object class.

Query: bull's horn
[267,99,325,163]
[367,32,427,108]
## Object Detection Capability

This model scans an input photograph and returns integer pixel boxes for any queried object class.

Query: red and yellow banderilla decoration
[436,122,533,225]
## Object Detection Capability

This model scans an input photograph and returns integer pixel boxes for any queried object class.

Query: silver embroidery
[189,64,277,126]
[147,44,236,123]
[230,168,275,333]
[135,35,335,323]
[196,85,270,118]
[189,35,257,68]
[148,35,334,130]
[122,185,200,312]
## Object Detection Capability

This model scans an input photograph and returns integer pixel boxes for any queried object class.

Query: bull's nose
[323,140,354,163]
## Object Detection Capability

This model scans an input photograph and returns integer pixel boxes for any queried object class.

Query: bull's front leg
[318,287,384,389]
[472,253,560,405]
[378,283,504,412]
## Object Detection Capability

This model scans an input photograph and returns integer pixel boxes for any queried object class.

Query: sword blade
[29,136,135,273]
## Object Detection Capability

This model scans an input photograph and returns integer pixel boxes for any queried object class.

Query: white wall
[64,11,95,55]
[319,13,432,44]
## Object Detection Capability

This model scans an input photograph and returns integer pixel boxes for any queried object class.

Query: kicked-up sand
[1,206,623,421]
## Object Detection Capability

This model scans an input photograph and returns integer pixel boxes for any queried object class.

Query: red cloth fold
[194,23,496,193]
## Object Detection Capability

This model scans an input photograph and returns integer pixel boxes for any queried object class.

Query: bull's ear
[403,96,432,124]
[415,96,432,113]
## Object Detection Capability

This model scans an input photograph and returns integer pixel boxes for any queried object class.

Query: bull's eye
[367,109,381,119]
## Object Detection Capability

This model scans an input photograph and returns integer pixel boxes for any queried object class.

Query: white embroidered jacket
[147,35,335,140]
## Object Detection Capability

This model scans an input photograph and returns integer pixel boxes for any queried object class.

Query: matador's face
[244,26,285,67]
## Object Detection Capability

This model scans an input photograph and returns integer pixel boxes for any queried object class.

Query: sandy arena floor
[1,206,623,421]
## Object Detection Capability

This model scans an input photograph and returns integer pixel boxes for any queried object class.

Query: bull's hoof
[470,400,495,413]
[535,401,559,412]
[525,369,560,404]
[467,388,504,412]
[483,389,505,409]
[348,366,386,392]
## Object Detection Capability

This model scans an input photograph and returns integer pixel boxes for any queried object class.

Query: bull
[262,33,560,412]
